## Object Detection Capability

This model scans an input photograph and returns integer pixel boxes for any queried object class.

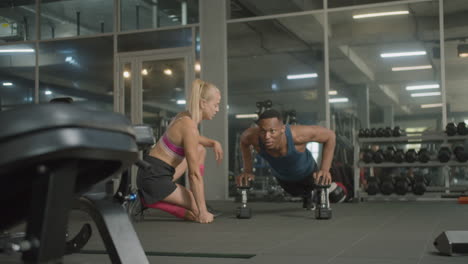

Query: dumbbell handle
[241,189,248,205]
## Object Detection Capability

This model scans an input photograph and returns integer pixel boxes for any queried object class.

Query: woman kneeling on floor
[137,79,223,224]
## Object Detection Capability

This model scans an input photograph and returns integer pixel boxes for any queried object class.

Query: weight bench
[0,104,149,263]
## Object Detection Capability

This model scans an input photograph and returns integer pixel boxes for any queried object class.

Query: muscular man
[236,109,336,208]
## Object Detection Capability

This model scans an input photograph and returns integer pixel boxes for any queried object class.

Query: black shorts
[275,166,318,197]
[136,155,177,205]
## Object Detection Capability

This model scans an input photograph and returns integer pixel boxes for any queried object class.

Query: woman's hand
[213,140,223,165]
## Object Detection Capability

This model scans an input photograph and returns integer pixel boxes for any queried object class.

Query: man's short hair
[257,109,283,123]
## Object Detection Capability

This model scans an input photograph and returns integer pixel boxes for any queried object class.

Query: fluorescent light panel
[406,84,439,90]
[176,100,186,105]
[392,65,432,71]
[236,114,258,119]
[421,103,443,108]
[328,90,337,95]
[381,51,426,58]
[353,10,409,19]
[2,82,12,86]
[329,97,349,103]
[0,49,35,53]
[287,73,317,80]
[411,92,441,97]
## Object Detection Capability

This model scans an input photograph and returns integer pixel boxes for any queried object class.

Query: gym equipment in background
[434,231,468,256]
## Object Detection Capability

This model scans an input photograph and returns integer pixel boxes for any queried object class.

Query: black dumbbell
[394,149,405,163]
[394,175,412,195]
[454,145,468,162]
[384,146,396,162]
[358,129,366,138]
[393,126,403,137]
[362,150,374,163]
[369,128,377,137]
[418,148,431,163]
[438,146,452,163]
[405,149,418,163]
[383,127,393,137]
[457,122,468,135]
[376,128,385,137]
[315,184,332,220]
[380,174,394,195]
[236,186,252,219]
[373,149,385,164]
[366,176,379,195]
[412,174,429,195]
[446,123,457,136]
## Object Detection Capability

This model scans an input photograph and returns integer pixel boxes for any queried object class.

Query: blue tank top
[258,125,316,181]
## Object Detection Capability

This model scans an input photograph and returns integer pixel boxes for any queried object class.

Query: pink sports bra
[156,116,189,161]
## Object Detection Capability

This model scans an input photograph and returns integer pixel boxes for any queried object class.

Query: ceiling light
[177,100,186,105]
[45,90,52,95]
[141,69,148,75]
[287,73,318,80]
[235,114,258,119]
[174,87,183,92]
[123,71,130,78]
[329,97,349,103]
[168,15,177,18]
[0,49,35,53]
[164,69,173,76]
[271,83,278,91]
[381,51,426,58]
[421,103,443,108]
[411,92,441,97]
[406,84,439,90]
[353,11,409,19]
[392,65,432,71]
[458,44,468,58]
[2,82,12,86]
[329,90,337,95]
[194,62,201,72]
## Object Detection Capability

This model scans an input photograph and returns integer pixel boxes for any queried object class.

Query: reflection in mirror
[40,0,113,40]
[0,0,36,42]
[0,44,35,110]
[142,58,186,141]
[121,0,199,32]
[39,36,114,111]
[229,0,323,19]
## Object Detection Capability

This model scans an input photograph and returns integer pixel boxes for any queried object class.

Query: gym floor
[1,201,467,264]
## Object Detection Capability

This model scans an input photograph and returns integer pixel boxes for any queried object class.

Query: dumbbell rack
[353,133,468,202]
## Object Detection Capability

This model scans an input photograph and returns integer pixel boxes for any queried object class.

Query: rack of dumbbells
[353,123,468,201]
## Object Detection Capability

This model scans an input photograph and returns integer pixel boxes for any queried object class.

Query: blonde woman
[137,79,223,223]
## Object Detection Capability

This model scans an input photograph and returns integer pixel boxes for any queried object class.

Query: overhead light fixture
[287,73,318,80]
[45,90,52,95]
[0,49,35,53]
[164,69,173,76]
[392,65,432,71]
[421,103,443,108]
[123,71,130,79]
[411,92,441,97]
[194,62,201,72]
[271,83,278,91]
[353,10,409,19]
[381,51,426,58]
[235,114,258,119]
[458,44,468,58]
[2,82,12,86]
[406,84,439,90]
[328,90,337,95]
[141,69,148,76]
[329,97,349,103]
[176,100,186,105]
[174,87,183,92]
